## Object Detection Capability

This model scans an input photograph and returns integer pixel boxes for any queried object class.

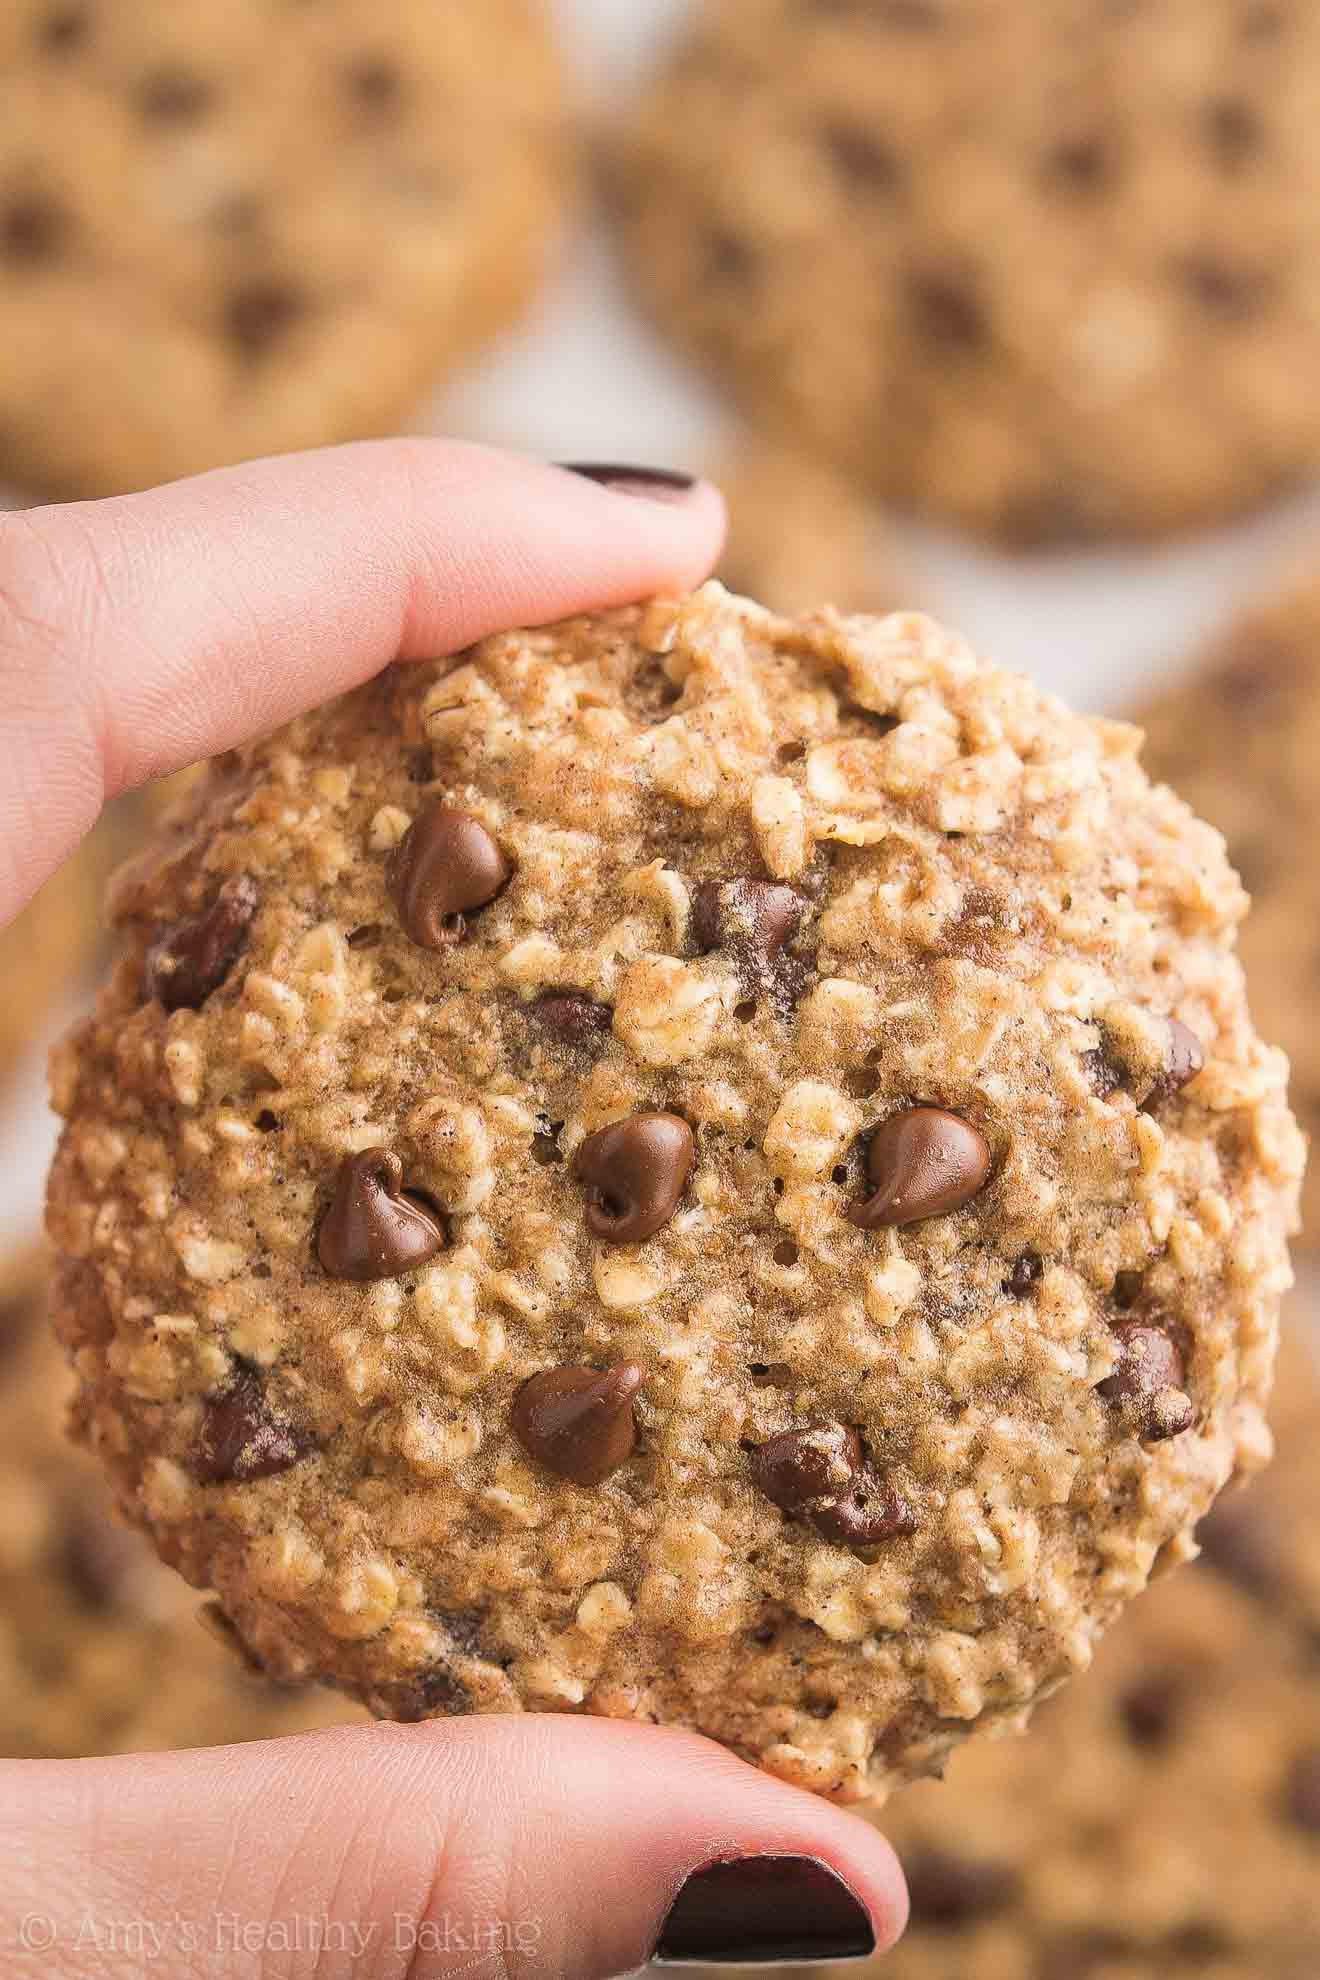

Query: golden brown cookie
[46,588,1301,1801]
[0,1244,362,1757]
[759,1325,1320,1980]
[618,0,1320,543]
[1139,566,1320,1241]
[0,0,570,499]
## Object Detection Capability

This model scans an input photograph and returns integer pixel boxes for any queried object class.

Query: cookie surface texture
[47,587,1302,1800]
[618,0,1320,542]
[0,0,570,498]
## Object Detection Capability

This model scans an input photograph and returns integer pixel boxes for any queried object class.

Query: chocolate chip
[1081,1044,1124,1098]
[751,1422,915,1548]
[137,67,214,121]
[691,878,805,1003]
[849,1106,991,1229]
[1204,95,1263,166]
[146,874,258,1011]
[37,5,90,53]
[574,1111,695,1243]
[907,268,988,350]
[61,1513,140,1611]
[1098,1321,1195,1442]
[388,804,512,950]
[529,992,613,1051]
[1177,252,1273,321]
[373,1667,470,1722]
[904,1849,1019,1927]
[1,192,70,265]
[750,1361,797,1388]
[1196,1492,1280,1599]
[1043,133,1114,192]
[707,228,756,283]
[1112,1270,1145,1310]
[1118,1671,1184,1748]
[317,1148,445,1282]
[345,55,403,115]
[1284,1749,1320,1833]
[1147,1018,1205,1103]
[1005,1250,1043,1297]
[511,1364,644,1486]
[195,1368,314,1484]
[225,279,308,358]
[822,122,903,191]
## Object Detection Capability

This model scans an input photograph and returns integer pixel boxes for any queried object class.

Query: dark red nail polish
[560,461,698,503]
[653,1856,877,1965]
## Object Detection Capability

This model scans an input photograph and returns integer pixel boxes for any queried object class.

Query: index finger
[0,440,724,923]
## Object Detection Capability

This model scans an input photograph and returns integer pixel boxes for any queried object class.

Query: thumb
[2,1717,907,1977]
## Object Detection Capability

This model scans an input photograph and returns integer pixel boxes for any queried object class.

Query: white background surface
[4,0,1320,1250]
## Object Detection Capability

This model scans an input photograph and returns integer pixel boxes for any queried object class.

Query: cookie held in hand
[47,585,1301,1800]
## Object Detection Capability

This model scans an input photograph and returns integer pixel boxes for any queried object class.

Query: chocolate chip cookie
[715,441,905,616]
[46,586,1302,1800]
[1140,566,1320,1240]
[0,1244,361,1757]
[617,1,1320,543]
[775,1325,1320,1980]
[0,0,569,499]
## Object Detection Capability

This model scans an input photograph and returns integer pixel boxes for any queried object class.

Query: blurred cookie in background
[1139,565,1320,1240]
[734,1327,1320,1980]
[714,438,909,616]
[0,0,571,499]
[617,1,1320,544]
[0,1244,362,1757]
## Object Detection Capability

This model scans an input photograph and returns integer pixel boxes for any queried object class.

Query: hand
[0,441,907,1977]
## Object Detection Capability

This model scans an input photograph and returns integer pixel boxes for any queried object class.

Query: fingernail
[560,462,698,504]
[652,1855,877,1965]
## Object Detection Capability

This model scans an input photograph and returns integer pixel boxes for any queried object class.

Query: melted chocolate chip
[849,1107,991,1229]
[904,1849,1019,1927]
[225,279,308,357]
[1284,1748,1320,1833]
[146,874,258,1012]
[529,991,613,1051]
[1098,1321,1195,1442]
[1081,1044,1124,1098]
[317,1149,445,1282]
[511,1364,644,1485]
[1118,1671,1184,1748]
[1147,1018,1205,1102]
[388,804,512,950]
[823,122,902,191]
[195,1368,314,1484]
[1005,1250,1043,1297]
[1,192,70,265]
[750,1422,914,1548]
[907,268,987,350]
[137,67,213,121]
[574,1111,695,1243]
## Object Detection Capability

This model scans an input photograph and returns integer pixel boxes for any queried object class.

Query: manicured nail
[652,1855,877,1965]
[560,462,698,504]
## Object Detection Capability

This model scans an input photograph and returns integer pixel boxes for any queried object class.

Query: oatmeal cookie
[0,1244,360,1758]
[715,440,905,617]
[0,0,570,500]
[617,0,1320,543]
[1140,565,1320,1239]
[770,1326,1320,1980]
[46,587,1302,1800]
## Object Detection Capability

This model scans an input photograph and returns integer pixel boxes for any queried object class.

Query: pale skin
[0,440,908,1979]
